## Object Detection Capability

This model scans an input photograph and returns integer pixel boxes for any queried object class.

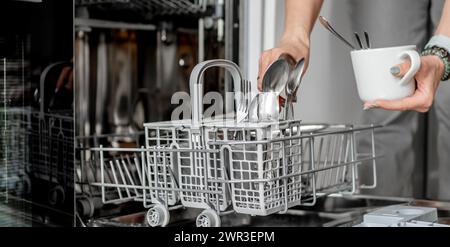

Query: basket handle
[39,61,73,115]
[189,59,242,129]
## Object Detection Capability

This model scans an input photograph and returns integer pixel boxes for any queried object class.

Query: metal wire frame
[76,0,207,16]
[75,131,145,203]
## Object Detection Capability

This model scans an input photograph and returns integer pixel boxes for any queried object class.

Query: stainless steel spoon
[285,58,305,120]
[319,16,356,50]
[262,58,290,95]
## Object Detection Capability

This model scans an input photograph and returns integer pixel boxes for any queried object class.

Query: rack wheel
[196,209,221,227]
[76,196,95,218]
[48,185,65,206]
[146,204,170,227]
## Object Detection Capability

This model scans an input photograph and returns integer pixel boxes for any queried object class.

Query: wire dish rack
[1,58,75,212]
[1,108,31,199]
[76,0,207,17]
[88,59,380,227]
[75,131,145,219]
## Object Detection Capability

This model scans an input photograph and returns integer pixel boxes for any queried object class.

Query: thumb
[390,60,411,78]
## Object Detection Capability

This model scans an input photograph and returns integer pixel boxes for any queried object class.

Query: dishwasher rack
[76,0,207,17]
[1,108,31,200]
[88,59,380,227]
[75,131,146,219]
[1,107,74,206]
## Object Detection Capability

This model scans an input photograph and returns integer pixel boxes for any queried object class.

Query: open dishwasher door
[0,0,74,227]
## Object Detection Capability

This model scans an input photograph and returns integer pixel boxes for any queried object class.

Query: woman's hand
[363,55,445,112]
[257,35,310,91]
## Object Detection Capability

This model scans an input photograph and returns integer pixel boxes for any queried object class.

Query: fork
[236,80,251,123]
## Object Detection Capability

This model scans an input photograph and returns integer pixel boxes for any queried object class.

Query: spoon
[262,58,290,95]
[319,16,356,50]
[285,58,306,120]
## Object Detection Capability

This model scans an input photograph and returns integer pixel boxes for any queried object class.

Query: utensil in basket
[285,58,305,120]
[236,80,251,123]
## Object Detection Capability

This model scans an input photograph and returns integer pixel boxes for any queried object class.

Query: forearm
[436,0,450,36]
[283,0,324,45]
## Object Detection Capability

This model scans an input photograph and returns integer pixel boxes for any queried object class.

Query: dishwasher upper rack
[76,0,208,17]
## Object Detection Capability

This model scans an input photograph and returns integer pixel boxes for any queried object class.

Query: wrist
[424,35,450,81]
[280,29,310,48]
[421,46,450,81]
[429,55,446,79]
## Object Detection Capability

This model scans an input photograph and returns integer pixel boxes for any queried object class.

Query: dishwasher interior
[74,0,241,226]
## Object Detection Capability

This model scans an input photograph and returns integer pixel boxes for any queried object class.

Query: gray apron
[343,0,449,200]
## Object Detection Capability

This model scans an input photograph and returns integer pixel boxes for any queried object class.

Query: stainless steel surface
[247,93,259,122]
[256,92,280,122]
[255,58,290,122]
[75,31,90,137]
[285,58,305,120]
[364,31,371,49]
[354,32,364,49]
[319,16,356,50]
[75,18,157,31]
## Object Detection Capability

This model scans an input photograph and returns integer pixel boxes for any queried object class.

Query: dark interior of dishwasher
[0,0,74,227]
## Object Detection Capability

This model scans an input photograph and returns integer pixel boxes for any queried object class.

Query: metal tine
[109,160,123,200]
[121,155,139,196]
[341,134,351,182]
[335,134,346,185]
[125,154,139,183]
[315,137,325,188]
[132,154,143,186]
[326,135,338,188]
[115,158,131,198]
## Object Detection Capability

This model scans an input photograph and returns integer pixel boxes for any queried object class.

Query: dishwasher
[72,0,450,228]
[76,58,381,227]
